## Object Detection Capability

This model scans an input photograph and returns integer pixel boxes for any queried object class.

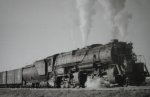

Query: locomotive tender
[0,39,149,88]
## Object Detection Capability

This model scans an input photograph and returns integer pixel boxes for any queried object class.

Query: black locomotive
[0,39,149,88]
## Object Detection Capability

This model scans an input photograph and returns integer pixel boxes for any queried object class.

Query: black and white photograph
[0,0,150,97]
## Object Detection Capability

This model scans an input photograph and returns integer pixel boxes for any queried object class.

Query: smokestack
[76,0,97,46]
[99,0,132,40]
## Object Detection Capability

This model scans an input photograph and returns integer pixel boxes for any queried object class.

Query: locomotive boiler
[0,39,149,88]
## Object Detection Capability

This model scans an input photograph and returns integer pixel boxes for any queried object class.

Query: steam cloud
[85,77,102,89]
[85,77,110,88]
[99,0,132,39]
[76,0,97,45]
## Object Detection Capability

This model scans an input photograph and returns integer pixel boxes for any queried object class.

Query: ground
[0,87,150,97]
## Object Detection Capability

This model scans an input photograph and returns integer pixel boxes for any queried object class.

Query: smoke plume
[76,0,132,43]
[76,0,97,45]
[99,0,132,40]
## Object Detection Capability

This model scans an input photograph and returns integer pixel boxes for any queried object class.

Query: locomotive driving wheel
[60,74,77,88]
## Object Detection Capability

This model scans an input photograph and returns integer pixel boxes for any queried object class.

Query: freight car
[0,39,149,88]
[0,69,22,88]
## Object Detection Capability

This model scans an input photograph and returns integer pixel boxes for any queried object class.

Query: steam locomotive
[0,39,149,88]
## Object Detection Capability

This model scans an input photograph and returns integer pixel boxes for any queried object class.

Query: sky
[0,0,150,71]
